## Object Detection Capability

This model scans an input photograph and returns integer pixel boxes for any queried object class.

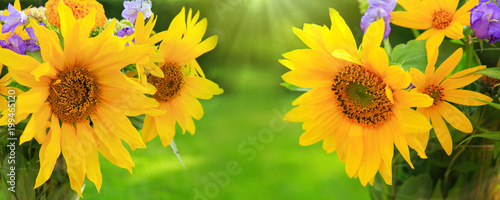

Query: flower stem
[383,39,392,56]
[411,29,420,39]
[473,138,486,200]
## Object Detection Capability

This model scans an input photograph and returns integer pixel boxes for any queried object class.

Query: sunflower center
[48,67,100,123]
[432,9,453,30]
[149,63,185,102]
[332,64,393,127]
[423,85,445,106]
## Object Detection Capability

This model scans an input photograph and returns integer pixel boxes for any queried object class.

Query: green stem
[411,29,420,39]
[497,56,500,68]
[473,49,482,66]
[466,42,475,69]
[443,105,485,191]
[383,39,392,56]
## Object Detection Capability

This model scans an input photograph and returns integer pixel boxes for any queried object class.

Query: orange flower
[45,0,107,29]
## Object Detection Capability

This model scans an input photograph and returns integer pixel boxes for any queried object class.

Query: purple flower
[0,34,27,55]
[25,27,40,52]
[470,1,500,43]
[361,6,392,39]
[0,3,28,34]
[117,27,135,37]
[121,0,152,24]
[367,0,397,12]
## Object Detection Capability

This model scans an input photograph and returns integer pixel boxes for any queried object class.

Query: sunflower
[0,1,159,196]
[391,0,478,63]
[141,8,223,147]
[410,48,493,155]
[281,8,434,186]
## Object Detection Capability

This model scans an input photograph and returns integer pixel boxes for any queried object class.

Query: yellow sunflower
[282,8,434,186]
[391,0,478,63]
[0,1,159,196]
[410,48,493,155]
[141,8,223,147]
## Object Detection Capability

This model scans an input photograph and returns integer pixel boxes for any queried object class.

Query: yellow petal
[432,48,463,84]
[60,122,86,197]
[398,107,433,134]
[155,102,177,147]
[20,102,51,144]
[34,115,61,189]
[444,21,465,39]
[394,90,433,108]
[76,122,102,192]
[454,0,479,18]
[389,117,414,168]
[383,65,411,89]
[440,65,485,90]
[345,135,363,178]
[142,115,159,143]
[31,62,58,81]
[95,105,147,150]
[358,129,381,186]
[331,49,361,65]
[425,31,445,70]
[436,102,472,133]
[184,76,224,99]
[430,109,453,155]
[391,11,432,30]
[444,89,493,106]
[361,19,384,64]
[410,67,427,88]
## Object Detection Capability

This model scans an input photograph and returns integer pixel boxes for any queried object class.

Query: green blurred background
[0,0,423,199]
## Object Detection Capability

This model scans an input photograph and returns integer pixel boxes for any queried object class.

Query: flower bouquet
[281,0,500,199]
[0,0,222,199]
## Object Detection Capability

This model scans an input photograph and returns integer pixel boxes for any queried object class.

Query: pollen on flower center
[48,67,100,123]
[332,64,393,127]
[432,9,453,29]
[423,85,445,106]
[149,63,185,102]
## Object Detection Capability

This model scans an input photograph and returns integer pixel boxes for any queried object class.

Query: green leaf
[280,82,311,92]
[458,131,500,146]
[446,174,466,200]
[472,67,500,80]
[391,40,427,72]
[472,97,500,110]
[396,174,434,200]
[430,179,444,199]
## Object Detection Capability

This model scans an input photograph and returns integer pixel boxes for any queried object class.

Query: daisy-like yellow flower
[391,0,478,63]
[0,1,158,196]
[410,48,493,155]
[141,8,223,147]
[282,8,434,186]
